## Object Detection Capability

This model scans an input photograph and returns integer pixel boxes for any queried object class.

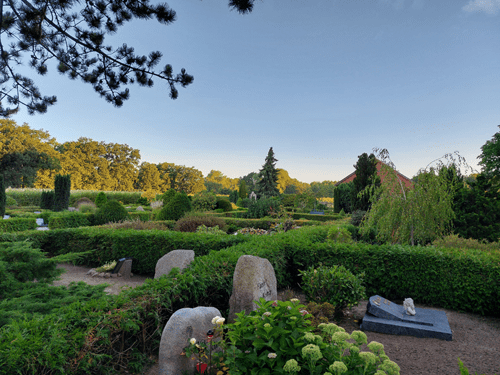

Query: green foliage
[94,191,108,208]
[94,200,129,225]
[102,218,170,231]
[157,192,192,221]
[350,210,367,227]
[299,264,366,316]
[457,357,495,375]
[40,190,54,209]
[281,194,296,209]
[453,173,500,242]
[236,197,251,208]
[0,218,38,232]
[478,125,500,188]
[327,225,354,244]
[0,150,60,188]
[334,182,353,214]
[225,299,313,375]
[0,175,5,217]
[339,208,345,218]
[238,180,248,199]
[257,147,280,197]
[294,191,317,212]
[5,195,17,207]
[174,212,227,232]
[270,205,295,233]
[192,190,217,211]
[162,188,177,206]
[53,174,71,212]
[48,212,91,229]
[78,203,96,213]
[195,225,227,235]
[136,196,149,206]
[361,153,456,246]
[431,234,499,253]
[216,196,233,212]
[291,213,340,222]
[351,153,380,212]
[245,197,281,219]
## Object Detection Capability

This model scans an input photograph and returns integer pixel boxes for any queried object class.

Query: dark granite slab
[360,295,453,341]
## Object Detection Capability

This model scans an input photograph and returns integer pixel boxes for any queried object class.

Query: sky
[9,0,500,183]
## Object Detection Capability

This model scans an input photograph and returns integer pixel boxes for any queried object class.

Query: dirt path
[53,264,500,375]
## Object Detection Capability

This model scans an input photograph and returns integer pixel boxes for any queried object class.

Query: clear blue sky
[11,0,500,183]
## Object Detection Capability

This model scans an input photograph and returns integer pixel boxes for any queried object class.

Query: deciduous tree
[360,149,469,246]
[478,125,500,187]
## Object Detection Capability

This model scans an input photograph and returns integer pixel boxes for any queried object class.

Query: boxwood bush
[0,218,38,232]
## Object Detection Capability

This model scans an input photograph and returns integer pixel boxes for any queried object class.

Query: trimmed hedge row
[48,212,91,229]
[292,213,340,222]
[0,218,38,232]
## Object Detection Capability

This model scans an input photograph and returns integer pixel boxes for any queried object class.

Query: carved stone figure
[403,298,416,316]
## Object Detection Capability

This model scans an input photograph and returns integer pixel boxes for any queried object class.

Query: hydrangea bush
[184,299,400,375]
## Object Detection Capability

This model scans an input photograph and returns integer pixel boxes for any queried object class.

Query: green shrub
[299,264,366,316]
[339,208,345,218]
[136,197,149,206]
[94,191,107,208]
[78,203,96,213]
[40,190,55,209]
[102,218,170,231]
[174,212,227,232]
[192,190,217,211]
[431,234,500,253]
[216,196,233,212]
[291,213,340,222]
[162,189,177,206]
[350,210,367,226]
[53,174,71,212]
[244,197,280,218]
[224,299,313,374]
[48,212,91,229]
[157,192,192,221]
[0,175,5,217]
[195,225,227,235]
[5,195,17,207]
[94,200,129,225]
[0,218,38,232]
[327,225,354,244]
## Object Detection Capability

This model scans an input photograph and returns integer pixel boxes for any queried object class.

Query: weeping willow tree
[360,148,472,246]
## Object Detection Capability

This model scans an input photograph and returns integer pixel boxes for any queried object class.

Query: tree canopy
[478,125,500,187]
[0,0,257,115]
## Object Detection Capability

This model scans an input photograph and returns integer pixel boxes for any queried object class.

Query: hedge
[48,212,91,229]
[291,213,340,222]
[0,225,499,374]
[0,218,38,232]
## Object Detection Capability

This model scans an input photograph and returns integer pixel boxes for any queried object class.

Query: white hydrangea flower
[190,338,196,345]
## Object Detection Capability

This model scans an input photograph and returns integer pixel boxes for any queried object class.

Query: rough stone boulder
[228,255,277,323]
[154,250,195,279]
[159,306,221,375]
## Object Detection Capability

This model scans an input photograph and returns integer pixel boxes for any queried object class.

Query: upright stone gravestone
[228,255,277,323]
[154,250,195,279]
[360,295,452,341]
[159,306,221,375]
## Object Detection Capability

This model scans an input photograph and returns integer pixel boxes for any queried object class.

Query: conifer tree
[239,180,248,199]
[257,147,280,198]
[0,174,5,217]
[53,174,70,211]
[0,0,257,115]
[351,153,380,211]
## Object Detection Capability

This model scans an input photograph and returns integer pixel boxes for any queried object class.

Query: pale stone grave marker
[228,255,277,323]
[154,250,195,279]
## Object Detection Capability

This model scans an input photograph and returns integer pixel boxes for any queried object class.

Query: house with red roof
[335,160,413,189]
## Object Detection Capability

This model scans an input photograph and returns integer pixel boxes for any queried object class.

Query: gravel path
[53,264,500,375]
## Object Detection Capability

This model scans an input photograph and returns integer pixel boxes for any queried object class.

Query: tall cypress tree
[239,180,248,199]
[351,153,380,211]
[0,175,6,217]
[53,174,71,212]
[257,147,280,198]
